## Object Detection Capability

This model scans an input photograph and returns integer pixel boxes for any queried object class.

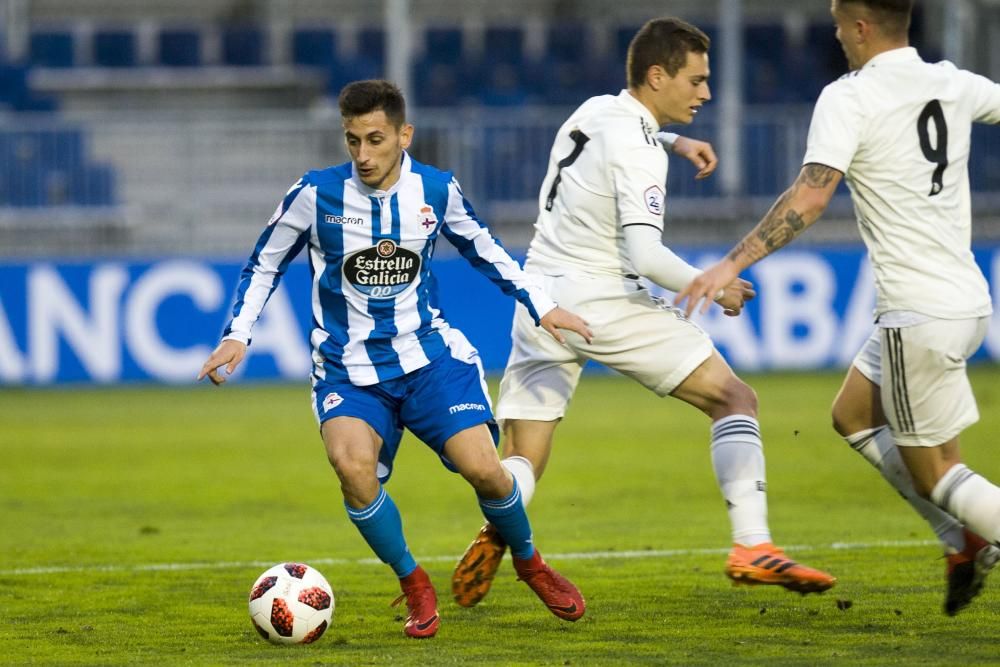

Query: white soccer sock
[502,456,536,508]
[711,415,771,547]
[846,426,964,551]
[931,464,1000,545]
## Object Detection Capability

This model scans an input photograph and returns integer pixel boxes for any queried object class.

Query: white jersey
[804,47,1000,320]
[525,90,670,276]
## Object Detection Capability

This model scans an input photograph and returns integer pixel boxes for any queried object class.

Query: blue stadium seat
[546,23,586,63]
[478,61,528,106]
[484,27,524,64]
[412,61,462,106]
[327,57,382,94]
[293,29,337,67]
[424,27,462,64]
[0,129,116,207]
[743,122,781,195]
[29,31,75,68]
[159,29,201,67]
[357,28,385,68]
[222,26,265,66]
[0,65,58,111]
[94,30,137,67]
[71,164,116,205]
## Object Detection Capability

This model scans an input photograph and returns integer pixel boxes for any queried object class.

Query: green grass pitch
[3,368,1000,665]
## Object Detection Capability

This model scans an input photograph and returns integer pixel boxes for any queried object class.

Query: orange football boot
[725,542,836,594]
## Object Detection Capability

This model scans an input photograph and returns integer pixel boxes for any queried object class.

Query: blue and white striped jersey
[223,152,556,386]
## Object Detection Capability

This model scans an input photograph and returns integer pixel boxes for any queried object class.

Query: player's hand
[674,259,743,317]
[714,277,756,317]
[540,306,593,345]
[672,136,718,180]
[197,339,247,385]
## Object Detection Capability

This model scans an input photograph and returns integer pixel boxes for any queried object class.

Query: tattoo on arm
[727,164,838,265]
[802,163,839,188]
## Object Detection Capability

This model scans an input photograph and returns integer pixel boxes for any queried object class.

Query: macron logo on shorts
[449,402,486,415]
[323,392,344,412]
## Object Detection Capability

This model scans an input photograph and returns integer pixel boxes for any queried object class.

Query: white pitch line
[0,539,939,577]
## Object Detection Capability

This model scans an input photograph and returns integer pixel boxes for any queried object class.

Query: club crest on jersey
[323,392,344,412]
[644,185,665,215]
[345,239,421,299]
[418,205,438,230]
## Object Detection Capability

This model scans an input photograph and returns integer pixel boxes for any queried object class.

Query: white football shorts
[496,271,714,422]
[851,317,987,447]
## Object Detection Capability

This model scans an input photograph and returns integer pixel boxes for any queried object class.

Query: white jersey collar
[862,46,919,70]
[618,89,660,130]
[352,151,412,197]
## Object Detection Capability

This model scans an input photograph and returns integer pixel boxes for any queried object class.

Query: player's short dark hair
[836,0,913,38]
[626,17,710,89]
[338,79,407,127]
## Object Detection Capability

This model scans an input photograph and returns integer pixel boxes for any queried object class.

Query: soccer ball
[248,562,334,644]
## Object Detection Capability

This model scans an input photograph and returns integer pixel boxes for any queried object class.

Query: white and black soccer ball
[248,562,334,644]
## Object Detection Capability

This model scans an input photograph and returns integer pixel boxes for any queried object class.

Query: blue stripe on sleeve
[440,187,541,324]
[224,219,310,341]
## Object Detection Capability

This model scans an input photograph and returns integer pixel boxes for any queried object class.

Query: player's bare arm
[539,307,593,345]
[672,135,718,179]
[675,163,841,316]
[197,339,248,385]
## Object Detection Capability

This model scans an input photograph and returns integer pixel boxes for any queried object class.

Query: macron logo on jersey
[325,214,365,225]
[449,402,486,415]
[644,185,665,215]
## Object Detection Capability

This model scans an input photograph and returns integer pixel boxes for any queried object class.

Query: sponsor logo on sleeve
[644,185,665,215]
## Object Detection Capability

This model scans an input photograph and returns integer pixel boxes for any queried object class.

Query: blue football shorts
[311,350,499,483]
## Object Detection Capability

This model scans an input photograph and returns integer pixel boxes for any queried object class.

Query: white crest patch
[323,392,344,412]
[644,185,665,216]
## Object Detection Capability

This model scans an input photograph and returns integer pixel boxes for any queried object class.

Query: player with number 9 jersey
[675,0,1000,617]
[804,48,999,320]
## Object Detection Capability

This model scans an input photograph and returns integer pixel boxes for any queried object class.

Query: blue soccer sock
[479,478,535,560]
[345,485,418,578]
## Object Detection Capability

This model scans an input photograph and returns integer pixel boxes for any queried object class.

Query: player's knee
[830,399,864,437]
[719,377,757,416]
[326,444,372,484]
[462,462,511,498]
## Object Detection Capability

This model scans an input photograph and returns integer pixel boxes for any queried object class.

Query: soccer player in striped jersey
[677,0,1000,615]
[451,17,836,609]
[198,79,594,637]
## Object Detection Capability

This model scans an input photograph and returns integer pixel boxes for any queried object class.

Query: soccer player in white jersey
[198,80,595,638]
[451,17,836,608]
[677,0,1000,615]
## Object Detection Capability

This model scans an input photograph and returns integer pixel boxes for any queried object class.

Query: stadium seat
[222,26,265,66]
[546,23,586,63]
[71,164,116,205]
[424,27,463,64]
[94,30,138,68]
[159,29,201,67]
[357,28,385,68]
[292,28,338,67]
[0,65,58,112]
[484,27,524,65]
[29,31,75,68]
[412,60,462,107]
